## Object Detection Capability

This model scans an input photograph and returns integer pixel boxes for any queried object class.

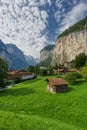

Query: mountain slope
[0,40,13,68]
[58,16,87,38]
[0,40,39,69]
[40,45,55,66]
[40,17,87,66]
[25,55,39,66]
[6,44,28,69]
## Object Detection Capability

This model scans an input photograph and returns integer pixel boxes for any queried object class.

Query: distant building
[63,61,72,68]
[58,69,66,74]
[18,71,34,80]
[67,68,78,72]
[46,78,68,93]
[8,70,34,82]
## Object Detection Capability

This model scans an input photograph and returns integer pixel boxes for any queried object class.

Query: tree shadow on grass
[67,87,74,92]
[0,87,35,97]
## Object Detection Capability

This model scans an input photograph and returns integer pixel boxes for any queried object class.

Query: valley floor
[0,76,87,130]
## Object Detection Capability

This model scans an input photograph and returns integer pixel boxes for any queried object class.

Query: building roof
[18,72,32,76]
[8,71,33,77]
[68,68,77,72]
[46,78,68,86]
[58,69,65,72]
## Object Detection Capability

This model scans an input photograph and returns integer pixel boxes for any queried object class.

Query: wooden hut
[46,78,68,93]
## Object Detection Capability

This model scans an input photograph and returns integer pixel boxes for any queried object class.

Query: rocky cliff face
[40,45,55,66]
[53,29,87,65]
[40,17,87,66]
[40,29,87,66]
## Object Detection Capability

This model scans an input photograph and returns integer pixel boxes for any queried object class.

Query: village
[5,60,79,94]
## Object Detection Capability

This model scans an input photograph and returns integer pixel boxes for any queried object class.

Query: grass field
[0,76,87,130]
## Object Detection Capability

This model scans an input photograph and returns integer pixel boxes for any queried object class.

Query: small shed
[46,78,68,93]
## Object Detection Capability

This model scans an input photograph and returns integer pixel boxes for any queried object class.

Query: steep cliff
[53,29,87,65]
[40,45,55,66]
[40,17,87,66]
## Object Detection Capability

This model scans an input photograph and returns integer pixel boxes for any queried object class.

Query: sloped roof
[8,71,32,76]
[18,72,32,76]
[46,78,68,86]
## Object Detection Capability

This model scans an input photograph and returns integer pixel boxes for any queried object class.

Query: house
[63,62,72,68]
[8,70,18,82]
[67,68,78,73]
[58,68,66,74]
[46,78,68,93]
[18,71,34,80]
[8,70,34,82]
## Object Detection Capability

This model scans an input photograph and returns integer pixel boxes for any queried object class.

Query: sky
[0,0,87,58]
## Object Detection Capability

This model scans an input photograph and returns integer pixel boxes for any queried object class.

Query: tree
[41,69,47,76]
[47,66,54,75]
[73,53,87,69]
[81,64,87,81]
[27,65,35,72]
[0,58,8,89]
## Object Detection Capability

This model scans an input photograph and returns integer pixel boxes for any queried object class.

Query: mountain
[6,44,28,69]
[58,16,87,38]
[40,45,55,66]
[0,40,13,68]
[25,55,39,66]
[0,40,38,69]
[40,17,87,66]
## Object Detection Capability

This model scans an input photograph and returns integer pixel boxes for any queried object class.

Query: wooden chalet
[46,78,68,93]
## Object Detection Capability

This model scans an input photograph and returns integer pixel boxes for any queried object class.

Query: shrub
[81,66,87,81]
[14,76,21,83]
[65,72,81,84]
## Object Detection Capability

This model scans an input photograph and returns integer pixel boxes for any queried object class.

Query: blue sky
[0,0,87,58]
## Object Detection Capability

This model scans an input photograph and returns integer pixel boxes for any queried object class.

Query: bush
[73,72,82,79]
[65,72,81,84]
[81,66,87,81]
[14,76,21,83]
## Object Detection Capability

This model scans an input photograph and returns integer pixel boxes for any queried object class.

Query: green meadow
[0,76,87,130]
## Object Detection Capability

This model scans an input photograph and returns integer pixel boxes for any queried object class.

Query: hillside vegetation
[57,16,87,38]
[0,76,87,130]
[40,45,55,52]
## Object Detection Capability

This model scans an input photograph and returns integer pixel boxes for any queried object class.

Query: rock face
[40,45,55,66]
[40,17,87,66]
[40,30,87,66]
[53,29,87,65]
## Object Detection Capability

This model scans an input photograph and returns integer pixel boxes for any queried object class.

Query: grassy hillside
[0,76,87,130]
[58,16,87,38]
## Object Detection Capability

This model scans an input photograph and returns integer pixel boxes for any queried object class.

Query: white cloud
[59,2,87,33]
[0,0,50,58]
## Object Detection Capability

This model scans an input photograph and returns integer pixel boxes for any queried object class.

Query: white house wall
[21,74,34,80]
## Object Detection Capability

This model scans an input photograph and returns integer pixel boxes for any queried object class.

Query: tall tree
[0,58,8,89]
[73,53,87,69]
